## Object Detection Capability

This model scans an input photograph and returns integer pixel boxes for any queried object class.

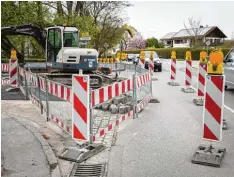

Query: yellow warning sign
[185,51,192,60]
[11,49,17,59]
[207,49,224,75]
[171,51,176,59]
[150,51,154,61]
[140,51,145,60]
[200,51,207,63]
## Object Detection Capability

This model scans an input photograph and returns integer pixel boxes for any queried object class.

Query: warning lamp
[200,51,207,63]
[185,51,192,60]
[116,52,120,58]
[207,49,224,75]
[11,49,17,59]
[63,23,67,27]
[150,51,154,60]
[140,51,145,60]
[171,51,176,59]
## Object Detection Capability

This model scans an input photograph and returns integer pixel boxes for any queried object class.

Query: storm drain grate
[70,163,107,177]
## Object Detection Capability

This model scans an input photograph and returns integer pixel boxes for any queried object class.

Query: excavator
[1,24,111,88]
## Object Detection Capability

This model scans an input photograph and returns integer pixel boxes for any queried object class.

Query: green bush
[123,48,232,60]
[1,58,46,63]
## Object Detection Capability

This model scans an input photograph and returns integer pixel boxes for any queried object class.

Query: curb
[11,117,61,177]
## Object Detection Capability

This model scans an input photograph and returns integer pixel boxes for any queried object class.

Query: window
[174,40,183,44]
[63,32,79,47]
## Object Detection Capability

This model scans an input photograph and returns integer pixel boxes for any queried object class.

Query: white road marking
[190,86,234,114]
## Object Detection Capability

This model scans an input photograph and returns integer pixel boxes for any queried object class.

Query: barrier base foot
[223,119,227,130]
[167,81,180,86]
[181,87,195,93]
[149,98,160,103]
[193,98,204,106]
[191,144,226,167]
[59,143,106,163]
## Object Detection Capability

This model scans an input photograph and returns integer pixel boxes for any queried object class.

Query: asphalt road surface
[107,59,234,177]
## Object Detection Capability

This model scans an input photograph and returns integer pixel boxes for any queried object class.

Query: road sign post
[191,49,226,167]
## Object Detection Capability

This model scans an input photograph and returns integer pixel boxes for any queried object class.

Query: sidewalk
[1,113,50,177]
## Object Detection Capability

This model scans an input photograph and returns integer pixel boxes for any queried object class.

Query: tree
[146,37,159,48]
[184,17,203,47]
[127,35,146,50]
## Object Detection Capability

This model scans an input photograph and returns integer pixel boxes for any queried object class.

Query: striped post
[139,51,145,69]
[168,51,179,86]
[181,51,195,92]
[9,50,18,86]
[149,51,154,73]
[72,75,90,142]
[203,75,224,142]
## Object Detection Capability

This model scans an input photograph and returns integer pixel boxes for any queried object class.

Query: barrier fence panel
[1,63,10,85]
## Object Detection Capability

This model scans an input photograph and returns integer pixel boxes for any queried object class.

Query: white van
[224,47,234,90]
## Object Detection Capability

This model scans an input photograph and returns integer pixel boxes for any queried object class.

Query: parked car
[224,47,234,90]
[144,51,162,72]
[127,53,136,62]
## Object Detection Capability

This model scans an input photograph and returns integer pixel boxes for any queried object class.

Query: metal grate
[70,163,106,177]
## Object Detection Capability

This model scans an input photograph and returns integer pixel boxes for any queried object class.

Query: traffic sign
[205,40,211,46]
[104,42,109,49]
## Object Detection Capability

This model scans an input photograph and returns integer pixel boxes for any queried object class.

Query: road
[107,59,234,177]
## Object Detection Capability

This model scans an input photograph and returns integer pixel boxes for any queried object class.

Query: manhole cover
[70,163,107,177]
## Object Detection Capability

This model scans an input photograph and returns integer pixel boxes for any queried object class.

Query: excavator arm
[1,24,47,62]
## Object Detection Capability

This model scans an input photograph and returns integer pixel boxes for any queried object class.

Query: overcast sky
[126,1,234,40]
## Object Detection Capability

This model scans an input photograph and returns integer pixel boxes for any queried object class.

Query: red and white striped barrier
[185,60,192,86]
[136,95,152,112]
[170,58,176,81]
[92,78,133,107]
[1,79,10,85]
[9,59,18,86]
[136,72,151,88]
[1,63,9,72]
[139,58,145,69]
[198,63,207,97]
[149,58,154,72]
[203,75,224,142]
[29,94,71,135]
[92,110,133,142]
[72,75,90,142]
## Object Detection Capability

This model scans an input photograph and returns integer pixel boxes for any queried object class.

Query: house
[160,26,227,48]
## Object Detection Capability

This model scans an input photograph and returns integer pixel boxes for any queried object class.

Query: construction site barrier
[1,63,10,85]
[5,61,152,146]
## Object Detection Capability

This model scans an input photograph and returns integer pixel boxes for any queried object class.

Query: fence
[1,62,152,147]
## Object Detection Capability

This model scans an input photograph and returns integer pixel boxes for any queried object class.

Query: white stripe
[199,64,207,77]
[186,61,192,71]
[204,109,222,141]
[104,86,108,102]
[206,76,223,108]
[112,85,115,98]
[10,74,17,84]
[171,59,176,68]
[73,76,88,107]
[64,87,67,99]
[58,84,61,97]
[198,81,204,94]
[53,83,56,95]
[186,74,191,84]
[119,82,122,95]
[94,89,100,105]
[130,78,133,90]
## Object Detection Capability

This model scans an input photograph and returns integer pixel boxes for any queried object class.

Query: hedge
[1,58,46,63]
[123,47,232,60]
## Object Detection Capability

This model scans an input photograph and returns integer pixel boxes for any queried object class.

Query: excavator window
[63,32,79,47]
[47,28,62,62]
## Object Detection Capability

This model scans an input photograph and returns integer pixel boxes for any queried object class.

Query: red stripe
[171,65,176,73]
[74,76,88,92]
[67,126,70,133]
[10,68,17,77]
[205,93,222,124]
[122,81,125,93]
[199,73,205,86]
[186,68,191,78]
[186,80,190,86]
[100,129,105,137]
[116,119,119,126]
[92,91,95,107]
[67,88,71,102]
[93,136,96,142]
[170,75,175,80]
[211,76,224,92]
[74,93,87,123]
[61,86,64,99]
[128,111,131,117]
[203,124,218,140]
[108,85,112,99]
[127,79,130,91]
[108,124,112,131]
[99,88,104,103]
[61,122,64,128]
[73,125,86,140]
[198,89,204,96]
[115,83,119,96]
[122,115,126,121]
